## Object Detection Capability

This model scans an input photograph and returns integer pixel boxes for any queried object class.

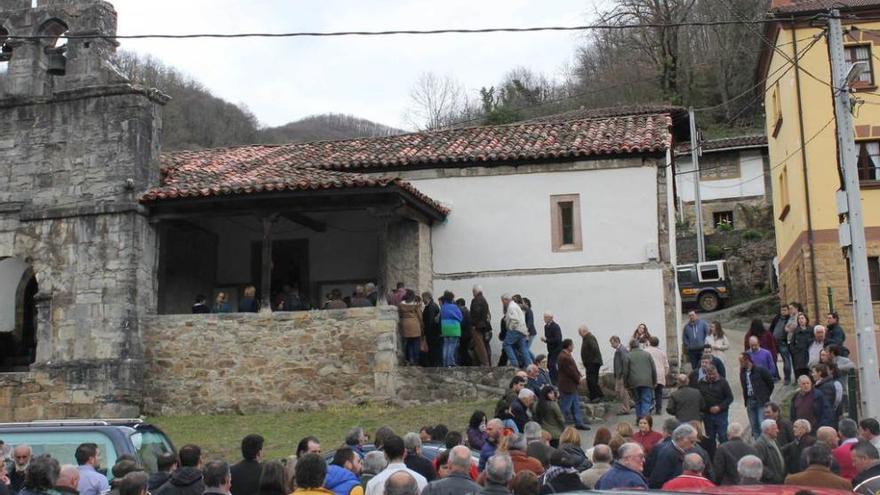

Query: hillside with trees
[259,114,402,144]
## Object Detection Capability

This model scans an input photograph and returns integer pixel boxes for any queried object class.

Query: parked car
[0,418,175,477]
[677,260,732,312]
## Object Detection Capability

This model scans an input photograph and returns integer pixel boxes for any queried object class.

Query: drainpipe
[792,25,821,319]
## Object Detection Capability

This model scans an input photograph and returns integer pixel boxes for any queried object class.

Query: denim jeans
[405,337,421,365]
[778,344,793,384]
[442,337,459,367]
[704,411,729,444]
[746,398,765,439]
[634,386,654,418]
[654,384,664,415]
[687,349,703,371]
[560,392,585,426]
[503,331,533,368]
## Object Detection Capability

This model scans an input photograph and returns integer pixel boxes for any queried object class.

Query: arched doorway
[0,257,38,371]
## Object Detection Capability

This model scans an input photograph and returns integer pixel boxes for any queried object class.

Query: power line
[5,17,831,42]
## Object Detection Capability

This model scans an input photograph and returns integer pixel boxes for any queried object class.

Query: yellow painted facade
[763,19,880,349]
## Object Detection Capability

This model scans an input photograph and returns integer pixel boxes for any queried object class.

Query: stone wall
[141,307,400,416]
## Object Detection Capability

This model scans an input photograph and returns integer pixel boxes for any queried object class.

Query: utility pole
[689,107,706,262]
[827,9,880,419]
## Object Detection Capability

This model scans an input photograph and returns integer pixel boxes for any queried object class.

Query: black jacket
[782,435,815,474]
[230,460,262,495]
[470,295,491,333]
[539,472,585,494]
[510,398,531,433]
[544,322,563,357]
[580,333,602,366]
[148,472,172,492]
[648,441,685,488]
[154,467,205,495]
[405,454,437,482]
[791,327,814,370]
[697,378,733,413]
[714,438,758,485]
[740,365,774,405]
[423,302,441,339]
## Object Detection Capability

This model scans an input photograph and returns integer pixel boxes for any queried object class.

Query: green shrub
[706,245,724,260]
[715,220,734,233]
[742,228,763,241]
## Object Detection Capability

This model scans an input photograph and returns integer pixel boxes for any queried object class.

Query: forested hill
[112,51,401,151]
[259,114,403,144]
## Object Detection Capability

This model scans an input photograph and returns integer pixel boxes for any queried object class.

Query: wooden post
[260,214,277,311]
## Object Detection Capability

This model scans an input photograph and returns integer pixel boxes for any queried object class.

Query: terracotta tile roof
[770,0,880,14]
[142,110,677,212]
[140,164,450,217]
[677,134,767,154]
[526,104,688,122]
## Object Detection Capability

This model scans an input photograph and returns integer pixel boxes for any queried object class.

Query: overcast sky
[112,0,605,130]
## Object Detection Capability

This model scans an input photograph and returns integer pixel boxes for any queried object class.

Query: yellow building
[759,0,880,352]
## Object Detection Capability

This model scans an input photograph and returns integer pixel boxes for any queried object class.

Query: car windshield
[0,431,117,478]
[130,429,175,473]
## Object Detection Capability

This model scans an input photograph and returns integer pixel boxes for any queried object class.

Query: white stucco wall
[410,166,660,275]
[434,268,668,371]
[676,149,766,202]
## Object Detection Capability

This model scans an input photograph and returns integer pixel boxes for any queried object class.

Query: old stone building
[1,1,688,419]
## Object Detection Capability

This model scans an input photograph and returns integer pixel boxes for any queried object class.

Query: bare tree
[404,72,469,130]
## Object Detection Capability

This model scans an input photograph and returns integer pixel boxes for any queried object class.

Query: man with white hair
[808,325,827,367]
[360,451,388,489]
[714,422,758,485]
[541,311,562,384]
[481,455,514,495]
[595,443,648,489]
[55,465,81,495]
[755,418,786,483]
[782,419,815,475]
[662,453,715,489]
[9,444,32,494]
[421,446,480,495]
[737,455,764,484]
[402,432,436,482]
[648,424,700,488]
[469,285,491,366]
[506,433,544,476]
[510,389,535,433]
[501,293,531,368]
[578,325,604,403]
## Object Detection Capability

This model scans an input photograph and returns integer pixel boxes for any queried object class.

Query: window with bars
[845,257,880,301]
[845,44,874,87]
[550,194,582,252]
[857,140,880,181]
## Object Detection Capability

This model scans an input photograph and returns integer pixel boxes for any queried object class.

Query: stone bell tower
[0,0,167,419]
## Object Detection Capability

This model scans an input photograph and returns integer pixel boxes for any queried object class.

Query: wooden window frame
[778,166,790,221]
[844,43,876,90]
[771,82,783,138]
[550,194,582,252]
[856,139,880,186]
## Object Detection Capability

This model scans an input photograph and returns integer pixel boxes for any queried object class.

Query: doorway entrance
[251,239,309,308]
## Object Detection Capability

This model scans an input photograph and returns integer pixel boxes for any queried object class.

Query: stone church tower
[0,0,165,419]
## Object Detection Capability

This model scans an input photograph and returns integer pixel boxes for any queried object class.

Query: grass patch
[147,399,495,461]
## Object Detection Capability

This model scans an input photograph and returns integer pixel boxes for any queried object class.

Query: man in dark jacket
[422,446,480,495]
[645,419,680,476]
[770,304,792,383]
[667,374,704,423]
[457,298,474,367]
[782,419,816,475]
[147,453,176,492]
[623,340,657,419]
[481,455,515,495]
[578,325,604,402]
[470,286,492,366]
[765,402,796,447]
[229,434,262,495]
[155,445,204,495]
[755,420,787,484]
[698,365,733,445]
[541,312,563,384]
[556,339,588,430]
[825,312,847,352]
[509,390,535,433]
[595,443,648,490]
[740,353,774,440]
[202,461,231,495]
[611,336,632,415]
[648,424,699,489]
[421,292,442,367]
[714,422,758,485]
[403,433,437,482]
[790,375,831,428]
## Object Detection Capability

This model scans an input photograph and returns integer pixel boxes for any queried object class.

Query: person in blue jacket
[325,448,363,495]
[595,443,649,490]
[439,291,463,368]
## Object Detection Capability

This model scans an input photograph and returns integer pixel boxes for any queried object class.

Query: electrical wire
[5,18,832,42]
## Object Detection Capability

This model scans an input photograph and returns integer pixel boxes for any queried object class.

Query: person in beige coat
[398,289,423,365]
[645,336,670,415]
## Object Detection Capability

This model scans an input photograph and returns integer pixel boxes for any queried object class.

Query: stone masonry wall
[141,307,400,416]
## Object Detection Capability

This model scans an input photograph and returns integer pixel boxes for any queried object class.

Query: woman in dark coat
[557,427,592,472]
[539,450,587,494]
[791,313,815,379]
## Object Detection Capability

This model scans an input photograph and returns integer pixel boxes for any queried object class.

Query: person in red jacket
[662,453,716,490]
[834,419,861,480]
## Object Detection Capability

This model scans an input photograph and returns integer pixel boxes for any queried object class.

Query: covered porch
[141,167,445,315]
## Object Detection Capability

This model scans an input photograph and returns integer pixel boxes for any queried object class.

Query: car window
[130,430,174,473]
[699,265,720,281]
[677,268,694,285]
[0,431,117,478]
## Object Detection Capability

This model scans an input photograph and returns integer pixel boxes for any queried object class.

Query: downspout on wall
[792,24,821,319]
[667,147,683,371]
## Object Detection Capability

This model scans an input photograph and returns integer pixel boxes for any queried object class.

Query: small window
[845,44,874,87]
[857,140,880,181]
[713,211,734,229]
[870,257,880,300]
[771,82,783,137]
[700,265,721,282]
[778,166,790,220]
[550,194,582,252]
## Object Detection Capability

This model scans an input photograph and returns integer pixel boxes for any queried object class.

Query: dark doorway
[251,239,309,308]
[0,271,37,372]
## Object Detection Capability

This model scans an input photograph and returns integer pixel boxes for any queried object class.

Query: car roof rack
[0,418,144,427]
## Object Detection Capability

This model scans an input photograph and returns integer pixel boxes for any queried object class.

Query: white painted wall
[410,166,660,274]
[676,149,766,202]
[434,268,668,372]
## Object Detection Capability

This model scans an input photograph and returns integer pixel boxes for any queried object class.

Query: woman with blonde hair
[239,285,259,312]
[558,426,591,471]
[688,419,716,462]
[705,320,729,361]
